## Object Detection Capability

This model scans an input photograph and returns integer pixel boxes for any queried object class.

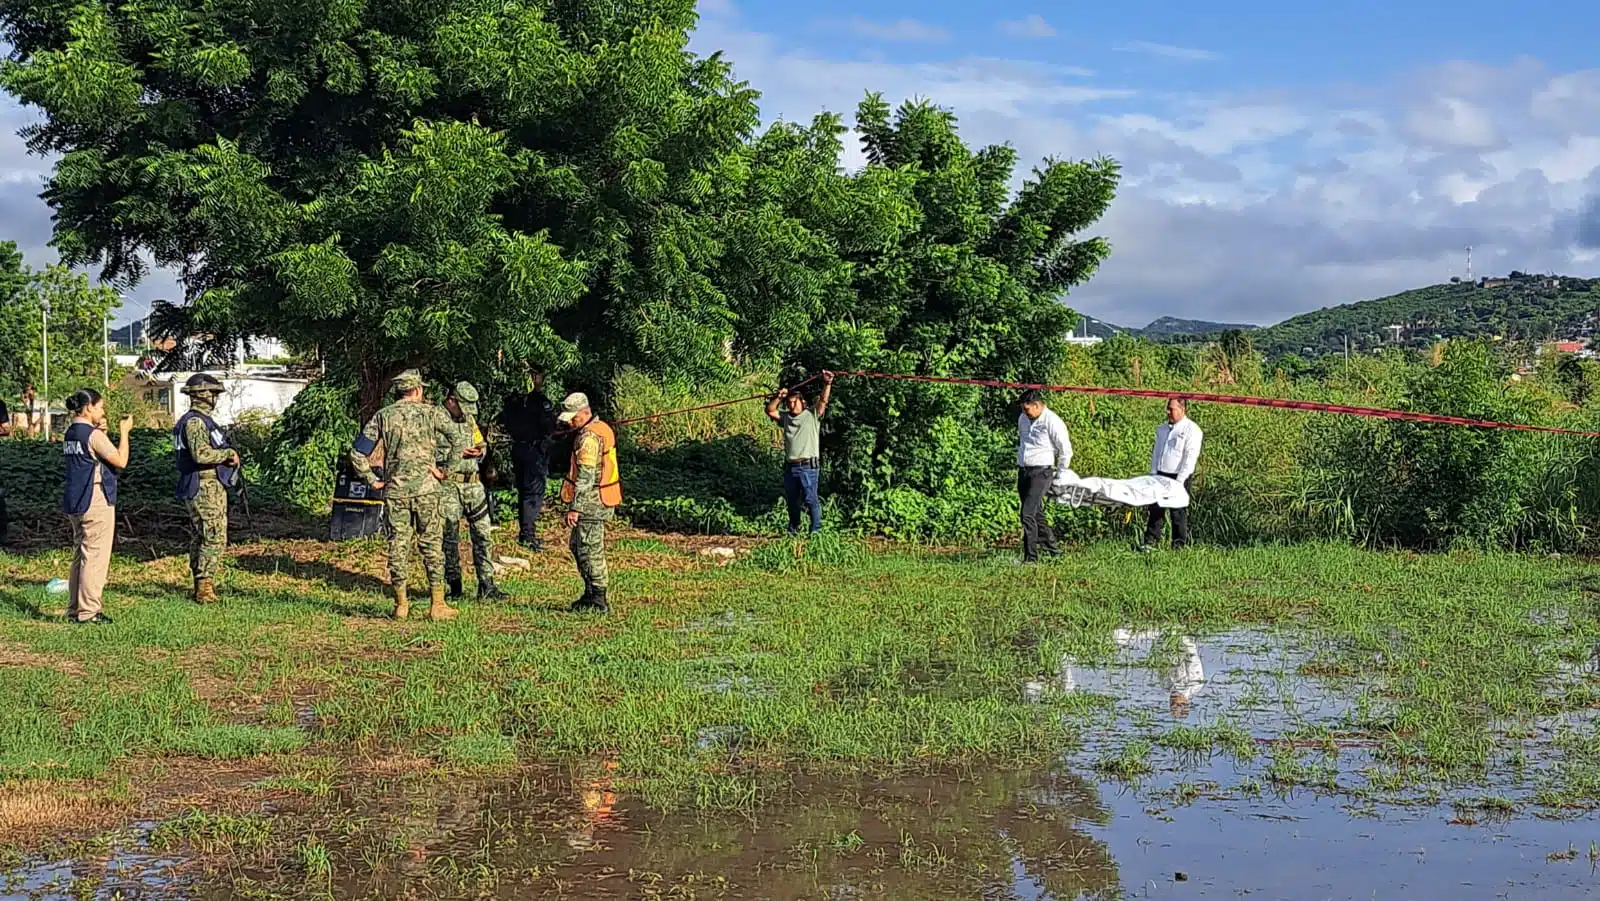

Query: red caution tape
[824,370,1600,439]
[613,373,824,427]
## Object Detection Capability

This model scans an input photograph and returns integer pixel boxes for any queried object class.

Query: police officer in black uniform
[500,367,557,550]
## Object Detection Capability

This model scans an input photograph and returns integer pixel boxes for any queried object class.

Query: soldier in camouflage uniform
[350,369,460,622]
[438,381,508,601]
[558,392,621,614]
[173,374,239,605]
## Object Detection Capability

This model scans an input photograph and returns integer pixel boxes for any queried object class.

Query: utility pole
[40,299,50,437]
[1466,245,1473,283]
[103,312,111,387]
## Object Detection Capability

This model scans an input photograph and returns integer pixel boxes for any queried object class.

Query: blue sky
[1,0,1597,329]
[693,0,1600,327]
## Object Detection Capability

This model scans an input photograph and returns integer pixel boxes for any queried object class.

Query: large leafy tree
[0,0,810,408]
[776,97,1120,535]
[0,241,121,404]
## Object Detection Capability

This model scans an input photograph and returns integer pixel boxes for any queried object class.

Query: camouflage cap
[556,392,589,423]
[391,369,424,394]
[452,381,479,413]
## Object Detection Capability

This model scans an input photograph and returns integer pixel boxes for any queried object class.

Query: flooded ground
[8,626,1600,900]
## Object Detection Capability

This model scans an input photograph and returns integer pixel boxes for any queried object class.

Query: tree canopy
[0,241,121,403]
[0,0,1124,527]
[0,0,833,404]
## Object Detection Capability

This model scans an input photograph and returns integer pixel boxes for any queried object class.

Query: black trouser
[512,444,549,544]
[1018,466,1059,561]
[1143,472,1193,548]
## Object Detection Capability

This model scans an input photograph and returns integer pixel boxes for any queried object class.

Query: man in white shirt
[1142,397,1203,550]
[1016,390,1072,562]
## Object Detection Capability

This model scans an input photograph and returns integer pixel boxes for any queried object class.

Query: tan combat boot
[428,584,459,622]
[392,584,410,620]
[193,578,219,605]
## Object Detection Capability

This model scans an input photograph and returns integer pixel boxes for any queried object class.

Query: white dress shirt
[1017,407,1072,469]
[1150,416,1203,483]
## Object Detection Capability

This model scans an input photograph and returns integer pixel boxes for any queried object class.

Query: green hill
[1226,273,1600,357]
[1073,314,1258,340]
[1140,316,1257,338]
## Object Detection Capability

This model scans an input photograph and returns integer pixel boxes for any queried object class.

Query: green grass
[2,536,1600,815]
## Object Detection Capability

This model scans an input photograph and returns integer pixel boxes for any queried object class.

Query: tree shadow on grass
[231,551,376,595]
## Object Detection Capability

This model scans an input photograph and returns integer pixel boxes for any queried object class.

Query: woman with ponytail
[61,389,132,625]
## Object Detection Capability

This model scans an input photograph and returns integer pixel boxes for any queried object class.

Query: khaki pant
[68,488,115,621]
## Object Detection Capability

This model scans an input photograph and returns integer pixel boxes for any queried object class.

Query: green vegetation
[0,241,121,405]
[1,536,1599,818]
[1212,272,1600,358]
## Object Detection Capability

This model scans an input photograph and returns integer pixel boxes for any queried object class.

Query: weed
[439,733,519,771]
[164,725,307,760]
[1095,740,1154,781]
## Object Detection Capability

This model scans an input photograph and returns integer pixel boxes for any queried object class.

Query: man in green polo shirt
[765,373,834,535]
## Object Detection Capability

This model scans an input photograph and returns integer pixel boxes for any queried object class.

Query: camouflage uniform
[183,397,232,585]
[438,381,504,600]
[350,370,460,621]
[568,428,613,596]
[561,392,616,613]
[173,374,236,605]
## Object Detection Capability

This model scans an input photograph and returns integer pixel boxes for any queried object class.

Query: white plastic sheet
[1048,469,1189,509]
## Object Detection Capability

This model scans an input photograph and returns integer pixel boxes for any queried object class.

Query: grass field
[3,528,1600,859]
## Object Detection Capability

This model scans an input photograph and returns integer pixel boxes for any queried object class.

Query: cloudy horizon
[2,0,1597,331]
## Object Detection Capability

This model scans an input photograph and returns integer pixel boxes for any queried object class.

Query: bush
[256,380,359,515]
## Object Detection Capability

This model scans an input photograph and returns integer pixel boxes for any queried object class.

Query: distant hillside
[1071,314,1257,340]
[1244,273,1600,357]
[1140,316,1257,338]
[1075,314,1129,338]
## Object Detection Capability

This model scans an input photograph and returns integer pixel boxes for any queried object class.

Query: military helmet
[181,373,224,396]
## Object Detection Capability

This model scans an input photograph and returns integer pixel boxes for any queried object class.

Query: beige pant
[68,486,115,621]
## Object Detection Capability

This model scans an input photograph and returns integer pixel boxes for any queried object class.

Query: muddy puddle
[8,627,1600,899]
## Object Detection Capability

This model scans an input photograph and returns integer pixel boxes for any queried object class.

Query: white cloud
[846,17,949,42]
[998,15,1055,38]
[4,16,1599,331]
[1115,40,1222,62]
[687,19,1600,327]
[1403,96,1501,150]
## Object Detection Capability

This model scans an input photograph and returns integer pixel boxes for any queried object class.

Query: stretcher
[1047,470,1189,509]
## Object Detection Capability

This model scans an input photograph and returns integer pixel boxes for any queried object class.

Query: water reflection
[1060,629,1205,719]
[1050,627,1365,736]
[147,769,1121,900]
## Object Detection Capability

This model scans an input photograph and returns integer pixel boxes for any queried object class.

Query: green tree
[0,241,121,404]
[778,96,1119,535]
[0,0,819,408]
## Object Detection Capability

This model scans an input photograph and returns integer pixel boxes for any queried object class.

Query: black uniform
[501,388,557,547]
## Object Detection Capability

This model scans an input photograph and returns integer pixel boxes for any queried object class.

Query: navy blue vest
[173,409,236,501]
[62,421,118,514]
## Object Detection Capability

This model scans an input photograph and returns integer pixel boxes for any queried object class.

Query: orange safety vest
[561,419,622,508]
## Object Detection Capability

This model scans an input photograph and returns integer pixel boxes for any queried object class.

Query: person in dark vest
[62,388,132,625]
[173,374,239,604]
[501,366,557,550]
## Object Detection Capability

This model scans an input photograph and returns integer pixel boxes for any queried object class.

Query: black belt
[1019,465,1054,472]
[788,458,819,467]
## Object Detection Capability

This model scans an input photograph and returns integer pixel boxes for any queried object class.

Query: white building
[122,366,311,426]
